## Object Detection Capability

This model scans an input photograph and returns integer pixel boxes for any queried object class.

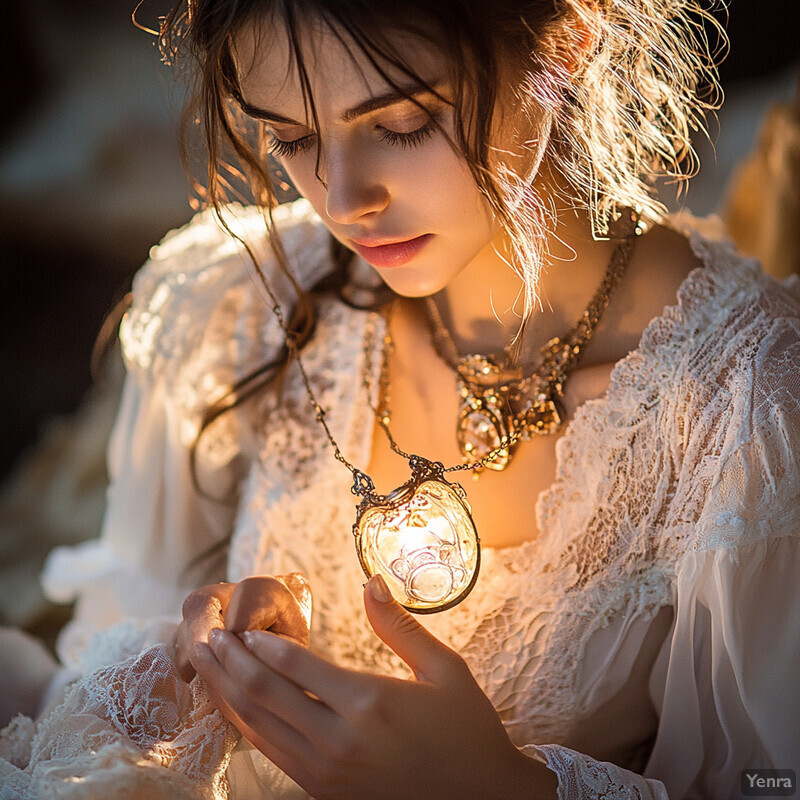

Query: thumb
[364,574,465,685]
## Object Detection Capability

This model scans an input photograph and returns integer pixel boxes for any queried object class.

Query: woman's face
[233,17,514,297]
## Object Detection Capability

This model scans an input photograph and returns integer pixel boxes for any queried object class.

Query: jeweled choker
[424,223,639,471]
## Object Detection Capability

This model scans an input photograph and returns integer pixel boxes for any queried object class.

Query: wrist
[502,747,559,800]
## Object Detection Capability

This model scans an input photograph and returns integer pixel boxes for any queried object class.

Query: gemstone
[457,404,510,469]
[522,395,565,435]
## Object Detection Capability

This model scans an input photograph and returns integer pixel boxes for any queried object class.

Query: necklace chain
[251,214,639,490]
[427,233,638,388]
[362,305,526,473]
[250,242,466,497]
[246,248,367,485]
[378,224,640,471]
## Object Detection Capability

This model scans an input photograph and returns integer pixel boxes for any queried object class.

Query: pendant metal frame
[352,457,481,614]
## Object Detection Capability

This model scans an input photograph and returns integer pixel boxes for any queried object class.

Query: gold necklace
[424,224,640,471]
[252,258,501,614]
[251,215,639,614]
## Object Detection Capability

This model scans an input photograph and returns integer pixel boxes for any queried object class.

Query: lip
[349,233,433,268]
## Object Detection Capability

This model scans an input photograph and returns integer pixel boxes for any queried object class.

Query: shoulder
[665,212,800,376]
[120,199,331,394]
[629,212,800,375]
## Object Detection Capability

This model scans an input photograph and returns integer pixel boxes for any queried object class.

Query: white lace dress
[2,200,798,799]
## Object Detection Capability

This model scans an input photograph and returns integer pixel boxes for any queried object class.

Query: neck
[433,200,618,362]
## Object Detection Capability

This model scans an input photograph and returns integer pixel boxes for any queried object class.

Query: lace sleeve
[41,199,332,671]
[518,537,800,800]
[516,295,800,800]
[520,744,669,799]
[642,309,800,798]
[40,370,240,672]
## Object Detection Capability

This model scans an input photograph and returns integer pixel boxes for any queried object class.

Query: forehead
[232,12,449,115]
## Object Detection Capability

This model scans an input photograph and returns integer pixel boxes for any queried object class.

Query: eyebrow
[235,82,444,126]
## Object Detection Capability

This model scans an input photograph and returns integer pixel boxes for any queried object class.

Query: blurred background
[0,0,798,646]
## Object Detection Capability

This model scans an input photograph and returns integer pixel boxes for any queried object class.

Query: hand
[174,573,312,682]
[194,575,557,800]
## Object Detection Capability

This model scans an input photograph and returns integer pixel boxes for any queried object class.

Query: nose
[322,143,389,224]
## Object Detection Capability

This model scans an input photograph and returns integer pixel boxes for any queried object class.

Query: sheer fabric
[3,201,798,799]
[1,643,237,799]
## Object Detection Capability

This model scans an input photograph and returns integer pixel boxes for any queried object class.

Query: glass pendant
[352,457,480,613]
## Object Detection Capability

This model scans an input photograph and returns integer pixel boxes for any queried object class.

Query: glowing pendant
[352,457,480,613]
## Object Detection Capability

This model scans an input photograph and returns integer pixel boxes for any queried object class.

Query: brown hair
[154,0,724,520]
[160,0,723,306]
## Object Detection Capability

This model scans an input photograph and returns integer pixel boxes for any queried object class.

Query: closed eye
[266,114,440,160]
[377,118,437,148]
[267,132,316,159]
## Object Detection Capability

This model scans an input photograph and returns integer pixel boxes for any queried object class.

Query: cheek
[385,137,492,232]
[278,158,325,207]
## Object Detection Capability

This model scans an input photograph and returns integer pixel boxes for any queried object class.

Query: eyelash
[266,117,438,159]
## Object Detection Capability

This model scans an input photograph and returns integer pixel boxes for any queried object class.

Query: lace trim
[524,743,669,799]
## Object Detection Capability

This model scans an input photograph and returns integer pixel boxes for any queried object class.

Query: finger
[178,583,236,682]
[195,641,327,800]
[173,628,197,684]
[277,573,312,630]
[225,576,310,645]
[242,629,367,717]
[193,643,319,792]
[209,628,336,747]
[189,586,233,641]
[364,574,468,685]
[194,635,319,768]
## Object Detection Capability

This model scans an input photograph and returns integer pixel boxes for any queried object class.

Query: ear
[555,2,602,77]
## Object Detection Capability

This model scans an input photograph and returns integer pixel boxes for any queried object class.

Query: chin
[372,256,466,299]
[376,271,451,299]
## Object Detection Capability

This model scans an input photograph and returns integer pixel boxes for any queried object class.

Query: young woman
[2,0,798,798]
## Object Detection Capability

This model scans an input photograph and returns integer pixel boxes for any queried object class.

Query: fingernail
[367,574,392,603]
[209,628,223,646]
[242,630,255,647]
[194,642,212,661]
